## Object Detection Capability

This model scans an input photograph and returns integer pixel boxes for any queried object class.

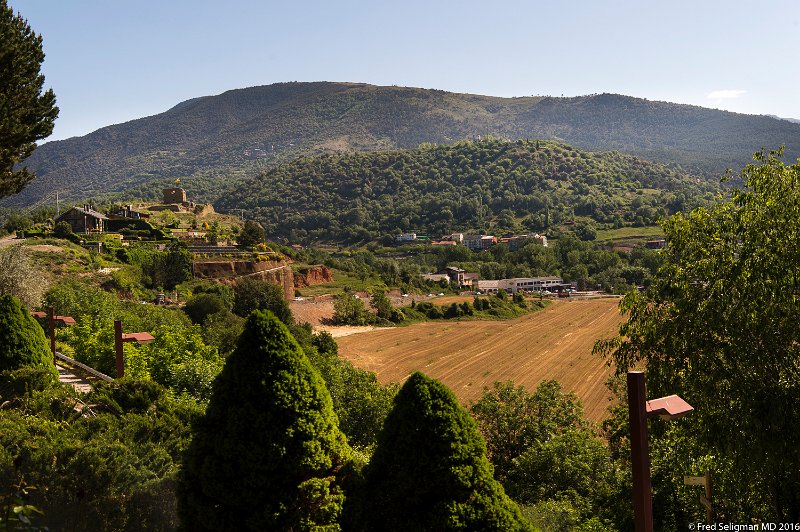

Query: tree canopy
[237,219,266,248]
[177,310,351,531]
[0,0,58,198]
[595,148,800,522]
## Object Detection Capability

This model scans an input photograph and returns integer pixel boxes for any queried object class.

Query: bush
[53,221,73,239]
[85,377,167,415]
[0,295,56,375]
[183,293,228,324]
[0,366,58,400]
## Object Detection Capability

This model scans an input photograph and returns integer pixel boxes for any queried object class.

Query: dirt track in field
[336,298,624,422]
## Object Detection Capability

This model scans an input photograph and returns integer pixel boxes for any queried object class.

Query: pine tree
[359,371,532,531]
[0,294,55,373]
[0,0,59,198]
[177,310,351,531]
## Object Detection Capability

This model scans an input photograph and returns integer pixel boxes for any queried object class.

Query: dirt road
[336,298,624,422]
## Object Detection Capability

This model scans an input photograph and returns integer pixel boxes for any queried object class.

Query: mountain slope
[215,138,719,244]
[7,82,799,207]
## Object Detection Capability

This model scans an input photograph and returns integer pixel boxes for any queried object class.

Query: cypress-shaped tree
[0,294,55,373]
[359,371,532,531]
[177,310,351,531]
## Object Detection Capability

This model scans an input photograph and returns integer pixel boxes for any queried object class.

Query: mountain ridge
[6,81,800,207]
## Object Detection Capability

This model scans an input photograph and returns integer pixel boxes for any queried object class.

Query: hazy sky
[13,0,800,142]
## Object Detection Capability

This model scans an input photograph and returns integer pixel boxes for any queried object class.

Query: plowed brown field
[336,298,624,422]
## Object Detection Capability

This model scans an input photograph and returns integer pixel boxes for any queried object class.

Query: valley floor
[336,298,624,422]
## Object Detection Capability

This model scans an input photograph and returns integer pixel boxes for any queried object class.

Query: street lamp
[113,319,154,378]
[627,371,694,532]
[32,308,76,365]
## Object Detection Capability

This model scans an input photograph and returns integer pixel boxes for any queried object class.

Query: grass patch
[595,225,663,245]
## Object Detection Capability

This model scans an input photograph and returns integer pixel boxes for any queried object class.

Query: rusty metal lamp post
[113,320,155,378]
[627,370,694,532]
[32,308,76,365]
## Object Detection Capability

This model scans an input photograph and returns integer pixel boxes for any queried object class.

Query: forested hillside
[6,82,798,207]
[216,138,719,244]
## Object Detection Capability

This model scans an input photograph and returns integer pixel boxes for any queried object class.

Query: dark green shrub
[86,377,167,415]
[444,302,463,319]
[177,311,351,531]
[0,366,58,400]
[183,293,228,324]
[53,221,73,239]
[0,295,56,375]
[359,372,532,531]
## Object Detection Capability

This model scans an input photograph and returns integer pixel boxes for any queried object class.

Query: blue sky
[13,0,800,142]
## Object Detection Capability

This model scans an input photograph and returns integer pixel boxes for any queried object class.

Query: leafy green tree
[470,380,587,483]
[237,219,266,248]
[177,311,351,531]
[0,0,59,198]
[2,212,31,233]
[0,245,47,308]
[183,292,228,324]
[595,148,800,522]
[0,294,55,375]
[200,310,244,356]
[369,288,393,321]
[232,277,292,324]
[332,289,369,325]
[359,372,531,531]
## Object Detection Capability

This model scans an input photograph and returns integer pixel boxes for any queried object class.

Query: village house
[422,266,480,289]
[463,234,497,251]
[54,205,108,234]
[108,205,151,220]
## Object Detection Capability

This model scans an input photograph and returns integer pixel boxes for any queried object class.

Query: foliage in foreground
[0,294,55,376]
[0,376,201,531]
[595,148,800,524]
[471,380,627,530]
[177,311,352,531]
[358,371,532,531]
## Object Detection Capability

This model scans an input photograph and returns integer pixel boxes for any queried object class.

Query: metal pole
[628,371,654,532]
[705,471,713,525]
[114,319,124,378]
[48,307,56,364]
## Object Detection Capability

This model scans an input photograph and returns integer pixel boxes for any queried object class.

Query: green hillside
[5,82,798,207]
[216,138,718,244]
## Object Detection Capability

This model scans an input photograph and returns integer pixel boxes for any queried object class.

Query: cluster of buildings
[399,232,548,250]
[51,188,211,237]
[422,266,570,295]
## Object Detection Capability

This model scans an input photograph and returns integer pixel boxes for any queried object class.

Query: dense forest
[6,81,799,207]
[217,138,719,244]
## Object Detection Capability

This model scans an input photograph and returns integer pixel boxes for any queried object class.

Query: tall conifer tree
[177,310,351,531]
[0,0,58,197]
[359,371,532,531]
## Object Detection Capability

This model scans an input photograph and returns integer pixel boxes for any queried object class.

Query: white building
[396,233,417,242]
[477,276,563,294]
